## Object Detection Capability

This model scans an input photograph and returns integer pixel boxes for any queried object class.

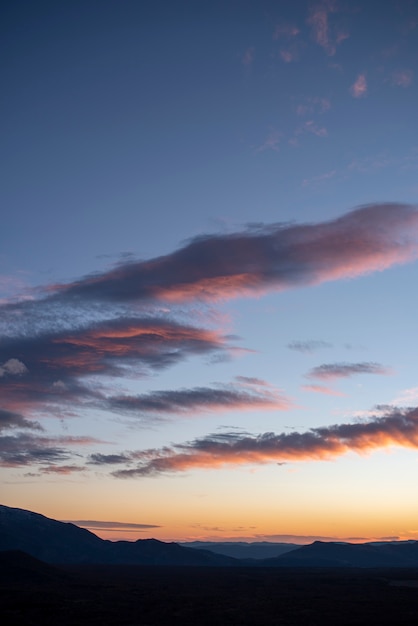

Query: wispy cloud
[66,519,160,531]
[350,74,367,98]
[393,387,418,405]
[280,49,298,63]
[105,378,291,420]
[0,432,98,468]
[307,0,348,56]
[302,169,336,187]
[299,120,328,137]
[273,23,300,40]
[112,406,418,477]
[306,362,391,381]
[296,97,331,116]
[391,69,413,87]
[273,20,303,63]
[255,129,281,152]
[302,384,345,396]
[287,340,332,353]
[38,464,86,475]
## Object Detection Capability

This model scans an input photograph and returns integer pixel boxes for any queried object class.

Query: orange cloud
[113,407,418,477]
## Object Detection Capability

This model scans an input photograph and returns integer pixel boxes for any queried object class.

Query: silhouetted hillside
[0,505,236,566]
[262,540,418,568]
[3,504,418,569]
[182,541,298,559]
[0,550,71,584]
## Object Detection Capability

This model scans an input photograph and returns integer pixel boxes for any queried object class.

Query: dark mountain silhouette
[182,541,298,560]
[3,504,418,568]
[0,505,236,566]
[261,540,418,568]
[0,549,71,584]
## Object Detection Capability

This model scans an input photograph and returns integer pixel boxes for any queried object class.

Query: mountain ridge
[2,504,418,568]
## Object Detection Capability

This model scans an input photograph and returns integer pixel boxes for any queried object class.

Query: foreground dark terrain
[2,554,418,625]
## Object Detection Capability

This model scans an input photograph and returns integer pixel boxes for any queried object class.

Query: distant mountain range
[2,504,418,568]
[181,541,297,560]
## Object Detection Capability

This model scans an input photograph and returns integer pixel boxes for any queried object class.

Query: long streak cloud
[43,203,418,304]
[112,407,418,477]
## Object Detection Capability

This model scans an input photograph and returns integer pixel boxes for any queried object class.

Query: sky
[1,0,418,544]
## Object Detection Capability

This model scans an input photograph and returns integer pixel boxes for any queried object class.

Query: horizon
[2,0,418,546]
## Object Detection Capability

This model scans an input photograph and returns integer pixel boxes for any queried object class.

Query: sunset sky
[2,0,418,544]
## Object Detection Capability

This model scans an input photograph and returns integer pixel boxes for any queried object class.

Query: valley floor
[2,565,418,625]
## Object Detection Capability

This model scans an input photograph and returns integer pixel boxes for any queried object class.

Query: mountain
[261,540,418,568]
[0,550,71,584]
[182,541,298,560]
[3,504,418,568]
[0,504,236,566]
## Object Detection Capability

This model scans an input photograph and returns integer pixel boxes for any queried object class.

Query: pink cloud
[307,0,347,56]
[45,204,418,304]
[280,49,296,63]
[350,74,367,98]
[302,384,344,396]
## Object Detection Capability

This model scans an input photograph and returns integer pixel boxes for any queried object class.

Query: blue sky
[2,0,418,542]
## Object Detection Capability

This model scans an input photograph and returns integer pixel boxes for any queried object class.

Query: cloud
[302,384,344,396]
[302,169,336,188]
[306,362,391,380]
[296,97,331,117]
[1,203,418,455]
[350,74,367,98]
[299,120,328,137]
[273,23,300,40]
[105,378,291,419]
[39,464,85,475]
[112,406,418,477]
[29,204,418,305]
[280,49,297,63]
[89,453,132,465]
[287,340,332,353]
[255,129,281,153]
[0,358,28,377]
[0,433,98,468]
[0,409,42,432]
[0,317,226,415]
[391,70,413,87]
[66,520,160,531]
[394,387,418,405]
[307,0,347,56]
